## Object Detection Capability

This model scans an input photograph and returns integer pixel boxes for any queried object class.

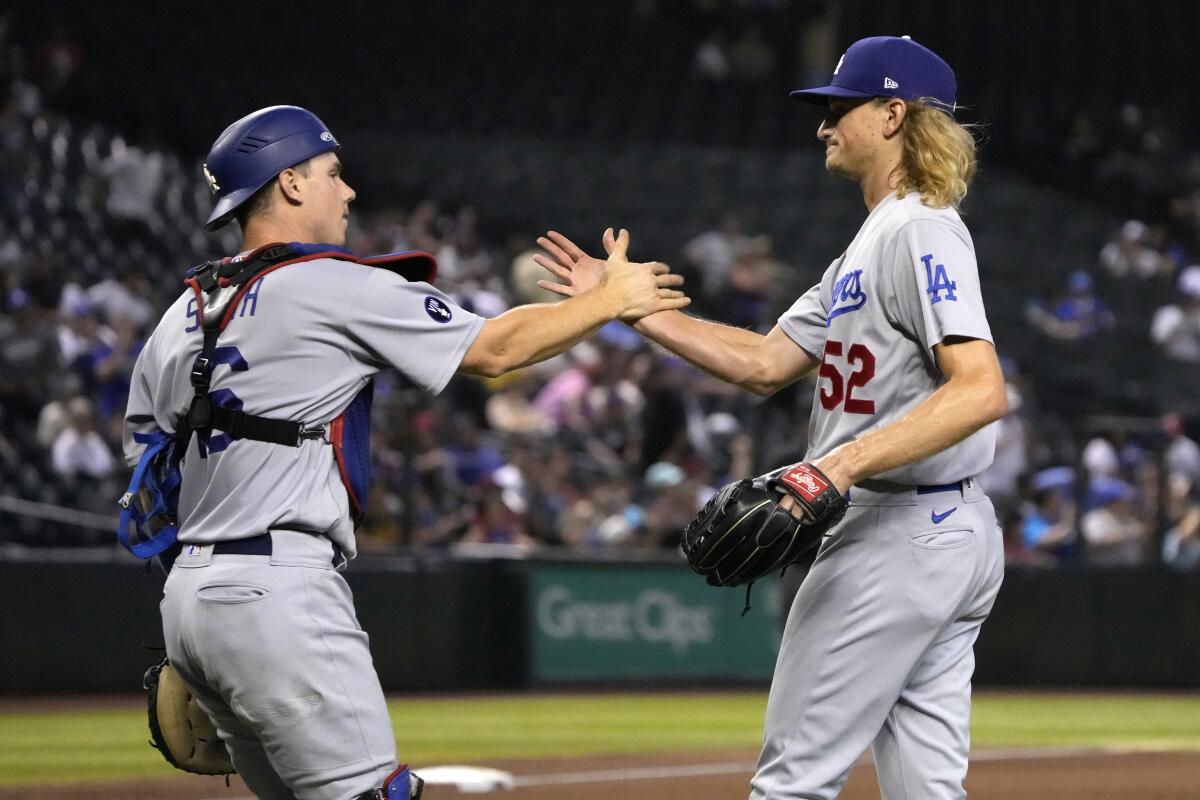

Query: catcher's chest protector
[118,242,435,558]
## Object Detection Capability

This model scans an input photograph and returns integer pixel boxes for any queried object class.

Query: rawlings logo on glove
[777,465,830,500]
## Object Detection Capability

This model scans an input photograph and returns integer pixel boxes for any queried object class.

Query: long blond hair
[890,99,978,209]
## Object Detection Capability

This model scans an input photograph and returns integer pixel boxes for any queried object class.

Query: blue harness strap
[117,431,184,558]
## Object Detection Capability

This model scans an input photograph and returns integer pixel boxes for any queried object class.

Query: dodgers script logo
[424,296,452,323]
[827,268,867,325]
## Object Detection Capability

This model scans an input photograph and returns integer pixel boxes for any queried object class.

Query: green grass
[970,693,1200,751]
[1,692,1199,785]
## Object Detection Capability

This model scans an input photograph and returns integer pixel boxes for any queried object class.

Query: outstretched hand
[560,228,687,321]
[534,228,615,297]
[534,228,681,307]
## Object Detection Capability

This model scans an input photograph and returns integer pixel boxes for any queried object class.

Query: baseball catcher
[683,462,848,588]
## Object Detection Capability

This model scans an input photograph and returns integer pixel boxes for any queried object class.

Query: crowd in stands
[1,23,1199,571]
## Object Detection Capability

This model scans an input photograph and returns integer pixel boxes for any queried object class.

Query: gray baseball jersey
[124,257,484,559]
[751,191,1005,800]
[778,190,996,485]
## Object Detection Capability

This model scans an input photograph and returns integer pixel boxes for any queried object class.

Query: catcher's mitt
[683,462,848,588]
[144,657,235,776]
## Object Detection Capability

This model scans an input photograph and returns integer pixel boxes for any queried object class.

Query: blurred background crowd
[1,1,1199,572]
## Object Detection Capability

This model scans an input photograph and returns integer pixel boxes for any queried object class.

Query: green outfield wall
[526,560,779,681]
[1,553,1198,692]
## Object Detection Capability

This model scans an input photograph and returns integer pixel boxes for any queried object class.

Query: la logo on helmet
[203,165,220,194]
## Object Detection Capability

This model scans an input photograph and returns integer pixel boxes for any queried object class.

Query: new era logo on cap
[883,77,899,89]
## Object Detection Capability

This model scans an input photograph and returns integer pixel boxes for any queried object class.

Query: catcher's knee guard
[355,765,424,799]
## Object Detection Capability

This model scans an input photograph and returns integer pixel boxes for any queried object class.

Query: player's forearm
[818,374,1008,487]
[631,311,772,391]
[467,290,619,377]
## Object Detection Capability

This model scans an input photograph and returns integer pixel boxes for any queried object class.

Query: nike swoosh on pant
[931,507,958,524]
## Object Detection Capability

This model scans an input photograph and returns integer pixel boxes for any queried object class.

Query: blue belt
[211,532,274,555]
[915,481,964,495]
[846,478,969,504]
[214,532,343,565]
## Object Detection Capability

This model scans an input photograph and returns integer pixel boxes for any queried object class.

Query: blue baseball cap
[791,35,957,115]
[203,105,340,231]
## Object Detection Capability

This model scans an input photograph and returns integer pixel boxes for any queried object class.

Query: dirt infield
[3,747,1198,799]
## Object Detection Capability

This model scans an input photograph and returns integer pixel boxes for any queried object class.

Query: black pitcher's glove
[144,657,235,776]
[682,463,848,587]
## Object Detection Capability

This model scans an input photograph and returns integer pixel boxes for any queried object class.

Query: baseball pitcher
[536,36,1006,800]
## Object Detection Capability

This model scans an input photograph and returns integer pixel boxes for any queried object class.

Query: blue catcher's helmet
[202,105,340,231]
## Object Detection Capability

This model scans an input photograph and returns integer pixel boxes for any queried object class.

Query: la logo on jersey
[920,254,958,304]
[424,296,452,323]
[827,268,868,325]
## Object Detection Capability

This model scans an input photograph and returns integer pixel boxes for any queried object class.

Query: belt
[915,481,964,495]
[212,532,273,555]
[161,532,343,569]
[214,532,344,565]
[848,477,979,506]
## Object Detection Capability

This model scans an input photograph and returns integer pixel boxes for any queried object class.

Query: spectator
[1150,265,1200,361]
[35,373,83,449]
[444,415,505,489]
[100,131,166,243]
[1099,220,1176,279]
[405,198,443,254]
[1021,487,1078,561]
[1163,412,1200,483]
[0,288,60,424]
[1080,477,1148,566]
[86,269,156,331]
[1026,270,1115,341]
[1162,488,1200,571]
[693,29,731,81]
[683,212,750,299]
[34,23,84,105]
[49,396,115,480]
[0,220,22,272]
[509,232,564,305]
[728,25,777,82]
[534,343,602,431]
[485,371,557,437]
[91,313,144,426]
[437,207,495,286]
[720,235,783,330]
[56,296,114,366]
[1080,435,1120,481]
[459,483,536,551]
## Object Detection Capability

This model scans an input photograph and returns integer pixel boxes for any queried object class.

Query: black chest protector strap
[176,244,328,452]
